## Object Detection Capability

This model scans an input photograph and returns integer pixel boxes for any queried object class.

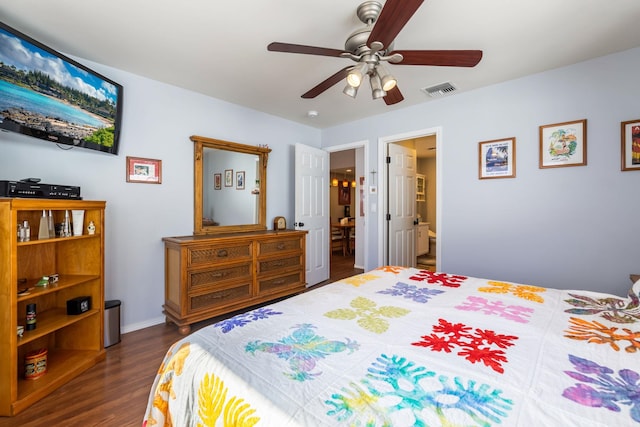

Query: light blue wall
[322,47,640,297]
[0,58,321,332]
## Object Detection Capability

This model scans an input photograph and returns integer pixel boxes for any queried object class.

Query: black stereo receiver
[0,181,81,199]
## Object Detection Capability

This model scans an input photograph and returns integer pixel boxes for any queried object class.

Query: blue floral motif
[245,323,359,381]
[377,281,445,303]
[563,354,640,423]
[214,307,282,333]
[325,354,513,425]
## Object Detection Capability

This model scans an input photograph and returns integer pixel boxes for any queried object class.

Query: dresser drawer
[258,255,301,275]
[258,271,304,294]
[188,263,252,290]
[188,242,252,267]
[258,238,301,256]
[189,282,251,312]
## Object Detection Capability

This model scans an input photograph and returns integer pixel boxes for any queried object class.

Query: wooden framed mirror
[192,135,271,234]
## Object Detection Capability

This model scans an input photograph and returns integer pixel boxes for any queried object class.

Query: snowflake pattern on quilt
[409,270,467,287]
[245,323,359,381]
[478,280,546,303]
[564,317,640,353]
[377,281,445,303]
[456,295,535,323]
[412,318,518,373]
[562,354,640,423]
[214,307,283,333]
[342,273,383,287]
[324,296,410,334]
[325,354,513,426]
[564,292,640,324]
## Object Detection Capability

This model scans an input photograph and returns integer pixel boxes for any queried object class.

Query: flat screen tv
[0,21,123,155]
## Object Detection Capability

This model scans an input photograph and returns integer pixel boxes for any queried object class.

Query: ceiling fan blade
[391,50,483,67]
[367,0,424,49]
[383,85,404,105]
[268,42,346,57]
[301,66,351,99]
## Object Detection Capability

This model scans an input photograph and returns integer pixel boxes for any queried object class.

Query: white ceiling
[1,0,639,129]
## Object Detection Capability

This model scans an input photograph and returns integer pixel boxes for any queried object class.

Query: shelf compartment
[17,308,99,347]
[14,348,105,414]
[16,233,101,247]
[17,274,99,303]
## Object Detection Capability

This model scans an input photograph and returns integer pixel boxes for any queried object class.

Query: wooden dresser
[162,230,307,334]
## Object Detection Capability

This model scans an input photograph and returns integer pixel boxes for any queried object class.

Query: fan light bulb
[343,84,358,98]
[370,72,386,99]
[346,69,363,87]
[346,62,368,88]
[376,64,397,92]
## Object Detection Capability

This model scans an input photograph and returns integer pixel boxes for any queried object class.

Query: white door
[295,143,329,286]
[387,143,417,267]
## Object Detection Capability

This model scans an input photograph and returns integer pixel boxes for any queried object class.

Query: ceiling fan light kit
[267,0,482,105]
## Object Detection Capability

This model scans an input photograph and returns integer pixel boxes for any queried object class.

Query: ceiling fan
[268,0,482,105]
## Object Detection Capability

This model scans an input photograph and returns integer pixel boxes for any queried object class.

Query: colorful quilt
[143,267,640,426]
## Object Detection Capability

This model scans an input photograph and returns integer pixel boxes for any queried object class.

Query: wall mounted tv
[0,21,123,155]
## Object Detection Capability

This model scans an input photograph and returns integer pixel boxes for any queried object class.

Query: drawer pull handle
[216,249,228,258]
[272,279,285,285]
[277,243,285,250]
[272,261,285,267]
[211,272,225,278]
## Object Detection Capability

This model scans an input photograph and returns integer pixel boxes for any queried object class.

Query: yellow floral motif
[146,341,192,426]
[343,273,381,287]
[376,266,406,274]
[478,281,546,303]
[197,372,260,427]
[565,317,640,353]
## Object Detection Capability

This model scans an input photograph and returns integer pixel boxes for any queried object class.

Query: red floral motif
[412,318,518,373]
[409,271,467,288]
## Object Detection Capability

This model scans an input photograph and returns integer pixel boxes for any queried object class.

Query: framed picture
[338,184,351,205]
[236,171,245,190]
[126,156,162,184]
[214,173,222,190]
[478,137,516,179]
[621,119,640,171]
[224,169,233,187]
[539,119,587,168]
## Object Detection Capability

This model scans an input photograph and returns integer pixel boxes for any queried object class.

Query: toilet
[428,230,436,255]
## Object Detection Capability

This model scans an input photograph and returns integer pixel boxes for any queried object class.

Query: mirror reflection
[202,147,260,226]
[192,135,270,234]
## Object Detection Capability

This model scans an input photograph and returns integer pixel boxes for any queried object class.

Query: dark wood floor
[0,253,362,427]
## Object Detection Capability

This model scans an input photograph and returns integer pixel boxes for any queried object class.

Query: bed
[143,266,640,426]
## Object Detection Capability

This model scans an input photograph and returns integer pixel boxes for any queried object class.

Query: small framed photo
[214,173,222,190]
[224,169,233,187]
[621,119,640,171]
[539,119,587,168]
[236,171,245,190]
[478,137,516,179]
[126,156,162,184]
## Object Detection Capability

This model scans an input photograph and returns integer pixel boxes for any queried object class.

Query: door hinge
[386,156,391,164]
[386,213,391,221]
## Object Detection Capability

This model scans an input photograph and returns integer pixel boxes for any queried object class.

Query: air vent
[422,82,457,98]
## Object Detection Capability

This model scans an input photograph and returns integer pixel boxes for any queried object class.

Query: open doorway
[378,128,440,270]
[327,143,367,279]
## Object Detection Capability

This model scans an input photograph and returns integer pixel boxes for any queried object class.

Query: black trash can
[104,300,121,347]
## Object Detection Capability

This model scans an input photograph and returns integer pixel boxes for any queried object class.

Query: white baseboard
[122,316,165,334]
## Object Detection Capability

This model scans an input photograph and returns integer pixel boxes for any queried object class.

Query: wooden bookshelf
[0,198,106,416]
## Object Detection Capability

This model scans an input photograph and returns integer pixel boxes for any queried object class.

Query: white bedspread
[143,266,640,426]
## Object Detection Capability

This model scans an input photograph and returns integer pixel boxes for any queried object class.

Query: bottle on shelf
[38,210,49,239]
